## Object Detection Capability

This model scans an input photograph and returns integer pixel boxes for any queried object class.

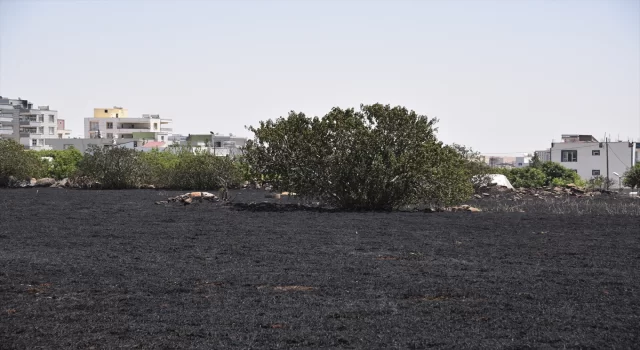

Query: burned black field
[1,189,639,349]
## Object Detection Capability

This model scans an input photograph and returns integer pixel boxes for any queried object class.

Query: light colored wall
[551,141,636,187]
[93,107,128,119]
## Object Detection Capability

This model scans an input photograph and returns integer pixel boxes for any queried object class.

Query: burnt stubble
[1,189,638,349]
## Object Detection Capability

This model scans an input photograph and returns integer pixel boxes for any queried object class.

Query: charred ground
[1,188,639,349]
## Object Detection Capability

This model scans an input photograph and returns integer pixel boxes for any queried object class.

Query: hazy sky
[1,0,638,154]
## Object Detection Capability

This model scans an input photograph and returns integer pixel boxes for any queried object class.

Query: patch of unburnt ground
[0,188,639,349]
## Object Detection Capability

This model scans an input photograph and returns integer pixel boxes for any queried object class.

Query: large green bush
[623,163,640,189]
[36,148,83,180]
[244,103,473,209]
[0,139,46,185]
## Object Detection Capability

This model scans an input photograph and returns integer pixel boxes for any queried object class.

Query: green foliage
[139,148,181,188]
[0,139,46,185]
[75,146,148,189]
[586,175,614,191]
[36,148,83,180]
[166,148,243,190]
[244,103,473,210]
[623,163,640,189]
[450,143,492,188]
[506,167,546,188]
[529,153,543,169]
[540,162,580,186]
[75,145,244,190]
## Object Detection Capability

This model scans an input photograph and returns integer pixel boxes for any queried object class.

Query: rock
[140,184,156,189]
[29,178,37,186]
[482,193,490,197]
[54,178,69,188]
[467,207,482,212]
[474,194,482,199]
[35,178,56,187]
[565,183,576,188]
[155,201,167,205]
[183,197,193,205]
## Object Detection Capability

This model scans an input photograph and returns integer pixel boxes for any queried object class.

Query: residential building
[93,107,128,119]
[181,133,247,156]
[0,96,59,150]
[84,111,173,142]
[56,119,72,139]
[514,155,531,168]
[46,138,166,153]
[534,149,552,162]
[550,134,637,188]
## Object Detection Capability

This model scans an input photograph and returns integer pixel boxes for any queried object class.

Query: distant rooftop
[560,134,599,143]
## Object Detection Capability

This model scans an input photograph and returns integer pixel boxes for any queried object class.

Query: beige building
[93,107,128,119]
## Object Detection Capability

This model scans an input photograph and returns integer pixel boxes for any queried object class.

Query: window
[561,150,578,162]
[106,133,113,139]
[161,135,165,141]
[592,170,601,176]
[592,150,600,156]
[90,121,100,131]
[104,109,108,113]
[106,122,113,129]
[38,115,44,122]
[49,115,54,123]
[116,113,118,118]
[49,127,55,135]
[32,139,37,146]
[153,123,158,130]
[38,139,44,146]
[214,141,222,147]
[38,126,44,134]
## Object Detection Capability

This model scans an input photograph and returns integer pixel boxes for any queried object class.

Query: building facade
[84,111,173,142]
[0,96,59,150]
[550,134,637,188]
[56,119,72,139]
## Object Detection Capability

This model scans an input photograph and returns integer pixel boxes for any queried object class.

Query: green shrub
[623,163,640,189]
[36,148,83,180]
[139,148,180,188]
[244,103,473,210]
[75,146,148,189]
[540,162,582,186]
[0,139,46,185]
[506,167,546,188]
[167,148,243,190]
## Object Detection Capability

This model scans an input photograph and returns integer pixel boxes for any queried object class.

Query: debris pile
[156,192,219,205]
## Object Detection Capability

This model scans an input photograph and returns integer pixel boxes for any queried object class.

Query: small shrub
[167,148,243,190]
[623,164,640,189]
[36,148,83,180]
[507,167,546,188]
[0,139,46,185]
[75,146,148,189]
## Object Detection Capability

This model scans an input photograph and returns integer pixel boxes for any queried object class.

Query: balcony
[160,127,173,132]
[20,119,43,125]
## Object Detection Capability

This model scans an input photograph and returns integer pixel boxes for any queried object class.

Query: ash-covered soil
[1,188,639,349]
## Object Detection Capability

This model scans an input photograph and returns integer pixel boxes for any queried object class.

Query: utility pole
[605,135,610,190]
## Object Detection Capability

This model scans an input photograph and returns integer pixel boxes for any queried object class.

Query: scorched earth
[0,188,638,349]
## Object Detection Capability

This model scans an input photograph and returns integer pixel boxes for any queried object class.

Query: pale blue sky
[1,0,638,154]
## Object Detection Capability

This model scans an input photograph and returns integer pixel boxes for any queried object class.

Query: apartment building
[181,133,247,156]
[0,96,59,150]
[56,119,72,139]
[84,110,173,142]
[534,149,552,162]
[550,134,637,188]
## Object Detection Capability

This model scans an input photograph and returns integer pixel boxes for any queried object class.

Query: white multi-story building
[550,134,637,188]
[0,96,60,150]
[84,111,173,142]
